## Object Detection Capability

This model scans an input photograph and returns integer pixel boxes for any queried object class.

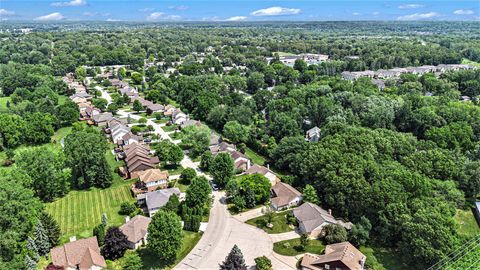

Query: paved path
[233,207,265,222]
[174,192,294,270]
[269,231,301,243]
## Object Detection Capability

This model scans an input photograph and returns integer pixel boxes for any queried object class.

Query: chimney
[125,216,130,223]
[69,236,77,242]
[267,164,270,170]
[328,209,332,215]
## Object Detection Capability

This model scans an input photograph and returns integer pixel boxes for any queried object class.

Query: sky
[0,0,478,22]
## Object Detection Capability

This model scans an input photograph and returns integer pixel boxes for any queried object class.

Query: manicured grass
[45,183,135,244]
[0,96,10,112]
[154,118,169,124]
[162,124,178,132]
[455,208,480,237]
[245,147,267,166]
[359,246,409,270]
[161,164,184,175]
[462,58,480,67]
[51,126,73,143]
[246,210,294,234]
[139,231,202,270]
[273,238,325,256]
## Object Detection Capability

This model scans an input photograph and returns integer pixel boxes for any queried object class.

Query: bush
[119,202,137,215]
[323,224,348,244]
[180,168,197,184]
[255,256,272,270]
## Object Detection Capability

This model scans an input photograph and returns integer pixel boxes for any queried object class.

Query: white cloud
[397,12,440,20]
[165,15,181,20]
[0,9,15,16]
[453,9,474,15]
[372,11,380,16]
[83,11,97,17]
[35,12,65,21]
[51,0,86,7]
[169,5,189,11]
[251,6,301,16]
[352,12,361,16]
[226,16,247,21]
[146,12,164,21]
[398,4,425,9]
[139,8,154,12]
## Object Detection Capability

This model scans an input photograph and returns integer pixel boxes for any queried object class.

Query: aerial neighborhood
[0,17,479,270]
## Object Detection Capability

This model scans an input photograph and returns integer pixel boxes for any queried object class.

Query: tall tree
[16,146,70,202]
[64,128,112,188]
[101,227,130,260]
[220,245,247,270]
[210,152,234,187]
[26,237,39,262]
[34,222,50,257]
[147,211,183,264]
[154,140,184,165]
[185,176,211,207]
[302,185,319,205]
[39,212,61,247]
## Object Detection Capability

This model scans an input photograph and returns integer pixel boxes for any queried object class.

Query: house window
[324,264,330,270]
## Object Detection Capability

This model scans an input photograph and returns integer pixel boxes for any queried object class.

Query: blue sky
[0,0,478,21]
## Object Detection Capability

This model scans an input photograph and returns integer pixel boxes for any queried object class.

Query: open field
[455,208,480,237]
[359,246,410,270]
[0,97,10,113]
[245,147,267,166]
[274,51,296,57]
[45,183,134,243]
[462,58,480,67]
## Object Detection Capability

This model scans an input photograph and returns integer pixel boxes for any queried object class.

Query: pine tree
[24,255,37,270]
[26,236,39,262]
[34,222,50,257]
[93,223,106,246]
[39,212,61,247]
[219,245,247,270]
[102,213,108,226]
[244,188,256,209]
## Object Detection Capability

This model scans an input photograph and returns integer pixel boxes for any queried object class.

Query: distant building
[306,127,321,142]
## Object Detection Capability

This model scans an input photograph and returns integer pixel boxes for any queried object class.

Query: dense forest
[0,21,479,269]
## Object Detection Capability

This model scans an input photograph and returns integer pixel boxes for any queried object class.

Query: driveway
[233,207,265,222]
[174,192,294,270]
[269,231,301,243]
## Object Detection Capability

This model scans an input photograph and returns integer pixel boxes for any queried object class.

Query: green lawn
[246,210,294,234]
[161,164,184,175]
[274,51,296,57]
[154,118,169,124]
[51,126,73,143]
[45,183,134,243]
[359,246,410,270]
[162,124,178,132]
[273,238,325,256]
[455,208,480,237]
[462,58,480,67]
[58,95,69,105]
[245,147,267,166]
[139,231,202,270]
[0,96,10,113]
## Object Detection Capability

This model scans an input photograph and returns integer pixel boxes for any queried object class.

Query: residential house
[271,182,302,210]
[110,124,131,144]
[209,133,221,146]
[110,78,127,88]
[146,103,165,115]
[137,188,181,216]
[371,79,385,90]
[230,151,251,172]
[306,126,321,142]
[92,112,114,127]
[130,96,154,109]
[245,164,279,186]
[123,143,160,178]
[163,105,176,117]
[50,236,107,270]
[172,109,187,125]
[120,132,144,146]
[209,141,236,155]
[475,201,480,226]
[70,92,92,100]
[301,242,366,270]
[180,119,202,129]
[293,202,352,238]
[119,215,151,249]
[131,169,169,194]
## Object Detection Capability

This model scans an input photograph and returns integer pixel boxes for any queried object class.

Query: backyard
[273,238,325,256]
[454,208,480,237]
[245,210,294,234]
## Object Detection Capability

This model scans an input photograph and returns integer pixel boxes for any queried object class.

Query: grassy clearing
[58,95,68,105]
[139,231,202,270]
[51,126,73,143]
[274,51,296,57]
[161,164,184,175]
[273,238,324,256]
[359,246,409,270]
[45,183,134,244]
[0,96,10,112]
[162,124,178,132]
[245,147,267,166]
[455,208,480,237]
[462,58,480,67]
[246,210,294,234]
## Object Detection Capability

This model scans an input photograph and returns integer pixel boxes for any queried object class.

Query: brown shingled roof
[119,215,151,244]
[138,169,169,184]
[50,237,106,270]
[301,242,366,270]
